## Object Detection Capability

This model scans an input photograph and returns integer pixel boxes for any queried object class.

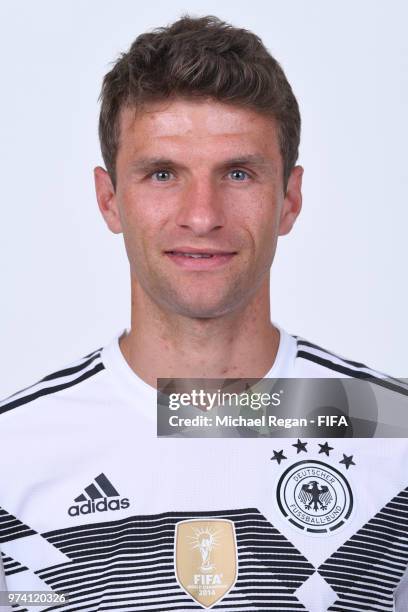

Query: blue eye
[153,170,172,181]
[229,169,249,181]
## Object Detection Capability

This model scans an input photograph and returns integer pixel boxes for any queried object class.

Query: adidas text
[68,497,130,517]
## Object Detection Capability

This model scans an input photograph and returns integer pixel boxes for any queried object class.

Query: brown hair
[98,15,301,190]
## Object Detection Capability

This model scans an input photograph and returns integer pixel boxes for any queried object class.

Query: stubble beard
[133,259,258,320]
[137,258,274,322]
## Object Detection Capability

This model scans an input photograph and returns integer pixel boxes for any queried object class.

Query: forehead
[117,98,281,158]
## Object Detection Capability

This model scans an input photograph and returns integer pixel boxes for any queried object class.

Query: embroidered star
[340,454,356,469]
[271,450,287,465]
[318,442,334,456]
[293,439,308,454]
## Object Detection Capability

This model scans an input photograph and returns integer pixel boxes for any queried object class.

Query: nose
[174,177,225,236]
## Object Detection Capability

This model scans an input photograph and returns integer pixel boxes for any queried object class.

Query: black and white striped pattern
[319,487,408,611]
[2,508,313,612]
[2,498,408,611]
[0,511,34,612]
[0,508,37,544]
[295,338,408,397]
[0,349,104,416]
[1,552,28,577]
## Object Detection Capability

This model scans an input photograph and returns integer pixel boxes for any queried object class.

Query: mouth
[164,247,237,269]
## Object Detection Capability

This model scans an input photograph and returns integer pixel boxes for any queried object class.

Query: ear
[94,166,123,234]
[278,165,303,236]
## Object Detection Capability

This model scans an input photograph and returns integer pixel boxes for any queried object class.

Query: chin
[144,277,248,318]
[170,297,241,319]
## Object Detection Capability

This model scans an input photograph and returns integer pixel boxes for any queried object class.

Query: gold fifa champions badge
[174,519,238,608]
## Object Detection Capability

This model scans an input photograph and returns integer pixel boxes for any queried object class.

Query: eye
[229,169,250,181]
[152,170,173,181]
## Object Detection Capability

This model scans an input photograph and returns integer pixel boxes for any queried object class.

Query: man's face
[95,98,302,318]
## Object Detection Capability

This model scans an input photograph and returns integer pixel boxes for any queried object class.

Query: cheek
[245,191,280,237]
[257,222,279,263]
[120,188,165,240]
[247,196,281,264]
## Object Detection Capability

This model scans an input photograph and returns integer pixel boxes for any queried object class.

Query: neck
[119,277,280,389]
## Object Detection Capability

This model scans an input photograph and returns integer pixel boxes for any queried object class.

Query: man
[0,15,407,612]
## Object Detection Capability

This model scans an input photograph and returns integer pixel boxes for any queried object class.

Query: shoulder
[0,346,106,417]
[292,334,407,395]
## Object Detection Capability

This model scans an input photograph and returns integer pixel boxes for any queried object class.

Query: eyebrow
[220,154,270,168]
[130,158,178,173]
[130,154,272,174]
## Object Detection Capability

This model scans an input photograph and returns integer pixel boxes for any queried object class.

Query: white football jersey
[0,326,407,612]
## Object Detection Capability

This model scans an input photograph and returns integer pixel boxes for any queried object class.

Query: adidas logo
[68,473,130,517]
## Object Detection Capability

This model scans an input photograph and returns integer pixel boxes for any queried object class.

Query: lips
[170,253,213,258]
[164,247,237,269]
[166,251,232,258]
[164,247,237,257]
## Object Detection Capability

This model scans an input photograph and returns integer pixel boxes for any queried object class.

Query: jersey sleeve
[0,551,12,612]
[395,564,408,611]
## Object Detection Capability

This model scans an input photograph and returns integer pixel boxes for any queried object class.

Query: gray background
[0,0,407,397]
